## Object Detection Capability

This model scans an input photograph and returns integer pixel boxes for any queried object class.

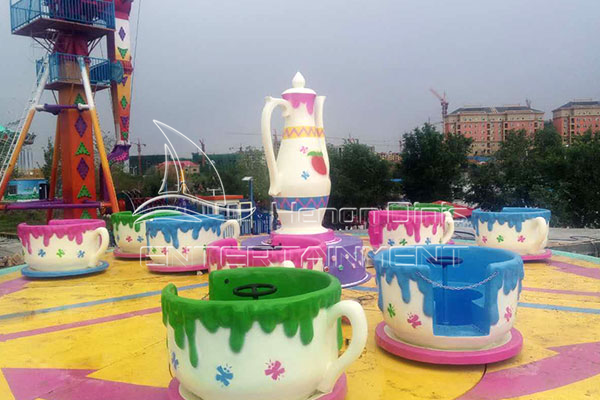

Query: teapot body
[262,73,330,234]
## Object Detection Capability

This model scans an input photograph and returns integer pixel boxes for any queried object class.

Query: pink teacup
[18,219,109,271]
[368,210,454,250]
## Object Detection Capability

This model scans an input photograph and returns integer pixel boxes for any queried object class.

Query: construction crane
[430,88,449,121]
[198,139,206,167]
[135,138,146,175]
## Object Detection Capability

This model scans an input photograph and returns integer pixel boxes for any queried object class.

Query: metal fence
[195,201,271,235]
[36,53,111,86]
[11,0,115,32]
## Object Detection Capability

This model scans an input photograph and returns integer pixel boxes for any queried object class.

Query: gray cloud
[1,0,599,164]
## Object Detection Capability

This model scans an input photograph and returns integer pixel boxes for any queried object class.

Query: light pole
[242,176,254,234]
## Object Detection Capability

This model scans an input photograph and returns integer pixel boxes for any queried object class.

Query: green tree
[495,130,533,205]
[399,123,472,202]
[561,130,600,227]
[464,124,600,227]
[328,142,393,210]
[465,162,506,210]
[141,168,163,197]
[38,137,55,181]
[526,124,570,224]
[110,162,142,193]
[192,147,271,206]
[234,148,270,205]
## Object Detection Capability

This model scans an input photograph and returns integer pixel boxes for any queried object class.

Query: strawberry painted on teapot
[261,72,330,235]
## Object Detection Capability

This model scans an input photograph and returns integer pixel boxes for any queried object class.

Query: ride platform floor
[0,241,599,400]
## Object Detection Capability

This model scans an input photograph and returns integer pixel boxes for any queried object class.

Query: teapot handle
[261,96,291,196]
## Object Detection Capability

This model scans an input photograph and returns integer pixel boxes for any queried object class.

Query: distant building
[6,178,48,202]
[132,153,245,175]
[552,100,600,144]
[378,152,402,163]
[191,152,240,169]
[157,161,200,175]
[444,105,544,155]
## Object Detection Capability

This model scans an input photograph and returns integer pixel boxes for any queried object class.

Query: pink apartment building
[444,105,544,155]
[552,100,600,144]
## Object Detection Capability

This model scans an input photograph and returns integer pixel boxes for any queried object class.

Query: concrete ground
[0,237,23,268]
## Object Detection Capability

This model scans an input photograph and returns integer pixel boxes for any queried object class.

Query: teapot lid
[282,72,316,95]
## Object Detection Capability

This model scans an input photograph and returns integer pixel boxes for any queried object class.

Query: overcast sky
[1,0,599,164]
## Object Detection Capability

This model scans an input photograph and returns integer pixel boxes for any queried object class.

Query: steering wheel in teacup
[233,283,278,300]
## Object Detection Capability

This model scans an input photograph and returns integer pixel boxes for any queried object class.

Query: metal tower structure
[1,0,120,218]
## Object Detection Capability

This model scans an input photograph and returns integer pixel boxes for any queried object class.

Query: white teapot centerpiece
[261,72,331,235]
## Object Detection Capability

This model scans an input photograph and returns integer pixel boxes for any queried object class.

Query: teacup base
[113,248,150,260]
[167,374,347,400]
[341,271,372,288]
[147,263,209,273]
[21,261,109,279]
[375,322,523,365]
[521,248,552,262]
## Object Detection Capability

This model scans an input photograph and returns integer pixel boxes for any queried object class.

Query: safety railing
[11,0,115,32]
[36,52,111,86]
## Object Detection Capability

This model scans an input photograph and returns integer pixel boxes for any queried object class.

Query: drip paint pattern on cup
[472,207,550,255]
[111,210,180,254]
[162,272,341,362]
[368,210,454,248]
[146,215,240,267]
[373,245,524,350]
[162,267,368,400]
[146,215,229,250]
[19,219,105,254]
[18,220,109,271]
[472,208,550,235]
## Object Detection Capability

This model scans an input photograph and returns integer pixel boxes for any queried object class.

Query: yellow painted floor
[1,243,599,400]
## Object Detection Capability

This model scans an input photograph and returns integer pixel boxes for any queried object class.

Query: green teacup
[110,211,180,255]
[389,203,454,216]
[162,267,368,400]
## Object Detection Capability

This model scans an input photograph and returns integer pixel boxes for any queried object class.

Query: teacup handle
[222,220,240,239]
[317,300,367,394]
[440,211,455,244]
[531,217,549,253]
[90,227,109,267]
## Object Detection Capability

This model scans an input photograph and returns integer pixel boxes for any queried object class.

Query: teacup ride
[471,207,551,261]
[368,210,455,252]
[145,214,240,273]
[243,72,370,288]
[110,210,181,259]
[162,267,368,400]
[207,235,327,272]
[18,219,110,278]
[372,244,524,365]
